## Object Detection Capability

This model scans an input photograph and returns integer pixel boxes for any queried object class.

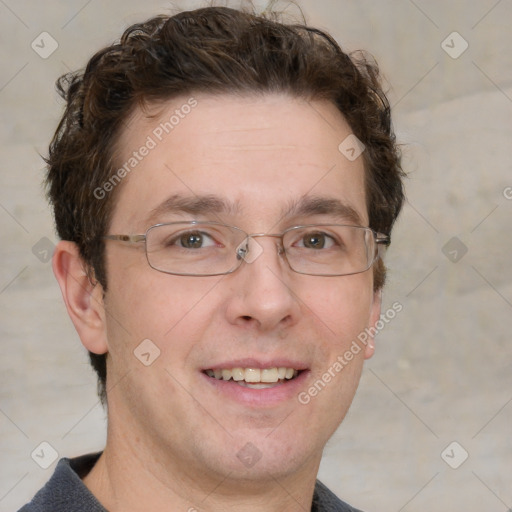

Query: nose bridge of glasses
[235,232,284,265]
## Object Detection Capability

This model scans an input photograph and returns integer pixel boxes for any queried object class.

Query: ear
[364,288,382,360]
[52,241,108,355]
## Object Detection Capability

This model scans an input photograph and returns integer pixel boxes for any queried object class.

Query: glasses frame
[103,221,390,277]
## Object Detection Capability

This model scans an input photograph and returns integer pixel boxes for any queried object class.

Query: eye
[174,231,216,249]
[297,231,335,250]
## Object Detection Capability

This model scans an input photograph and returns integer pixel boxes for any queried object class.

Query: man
[20,4,404,511]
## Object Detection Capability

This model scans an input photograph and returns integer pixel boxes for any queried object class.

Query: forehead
[110,93,368,231]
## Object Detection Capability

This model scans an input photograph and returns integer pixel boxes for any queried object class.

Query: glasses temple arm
[103,234,146,243]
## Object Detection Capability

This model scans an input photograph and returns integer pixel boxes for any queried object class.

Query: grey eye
[180,232,204,248]
[171,231,217,249]
[299,232,334,249]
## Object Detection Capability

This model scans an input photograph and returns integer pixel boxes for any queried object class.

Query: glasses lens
[145,223,245,276]
[283,225,376,276]
[144,222,378,277]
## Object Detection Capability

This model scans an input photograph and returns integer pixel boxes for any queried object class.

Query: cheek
[104,269,221,363]
[301,276,375,341]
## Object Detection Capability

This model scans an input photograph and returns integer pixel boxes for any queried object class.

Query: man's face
[101,94,381,482]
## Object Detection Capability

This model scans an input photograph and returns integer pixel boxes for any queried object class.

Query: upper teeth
[206,367,298,383]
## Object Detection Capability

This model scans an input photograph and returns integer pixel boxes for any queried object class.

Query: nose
[224,236,300,332]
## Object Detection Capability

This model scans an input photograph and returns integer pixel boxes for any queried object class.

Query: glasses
[103,221,390,277]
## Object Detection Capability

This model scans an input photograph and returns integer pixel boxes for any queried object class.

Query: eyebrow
[145,194,241,225]
[283,196,364,226]
[145,194,364,226]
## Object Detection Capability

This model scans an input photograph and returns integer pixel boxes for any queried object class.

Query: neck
[83,423,321,512]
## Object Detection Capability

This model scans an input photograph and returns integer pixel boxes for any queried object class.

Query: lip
[203,358,309,371]
[200,358,310,407]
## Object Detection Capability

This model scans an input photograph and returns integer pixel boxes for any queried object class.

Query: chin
[199,429,323,483]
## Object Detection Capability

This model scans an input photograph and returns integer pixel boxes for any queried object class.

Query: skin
[53,93,382,512]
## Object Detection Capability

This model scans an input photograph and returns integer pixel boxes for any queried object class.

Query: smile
[204,367,301,389]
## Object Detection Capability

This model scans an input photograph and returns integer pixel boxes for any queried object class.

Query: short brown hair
[46,6,405,402]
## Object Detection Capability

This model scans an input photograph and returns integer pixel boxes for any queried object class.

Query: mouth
[203,367,302,389]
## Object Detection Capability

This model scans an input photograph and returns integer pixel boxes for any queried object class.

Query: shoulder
[313,480,366,512]
[18,453,105,512]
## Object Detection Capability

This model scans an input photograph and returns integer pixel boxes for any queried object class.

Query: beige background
[1,1,511,511]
